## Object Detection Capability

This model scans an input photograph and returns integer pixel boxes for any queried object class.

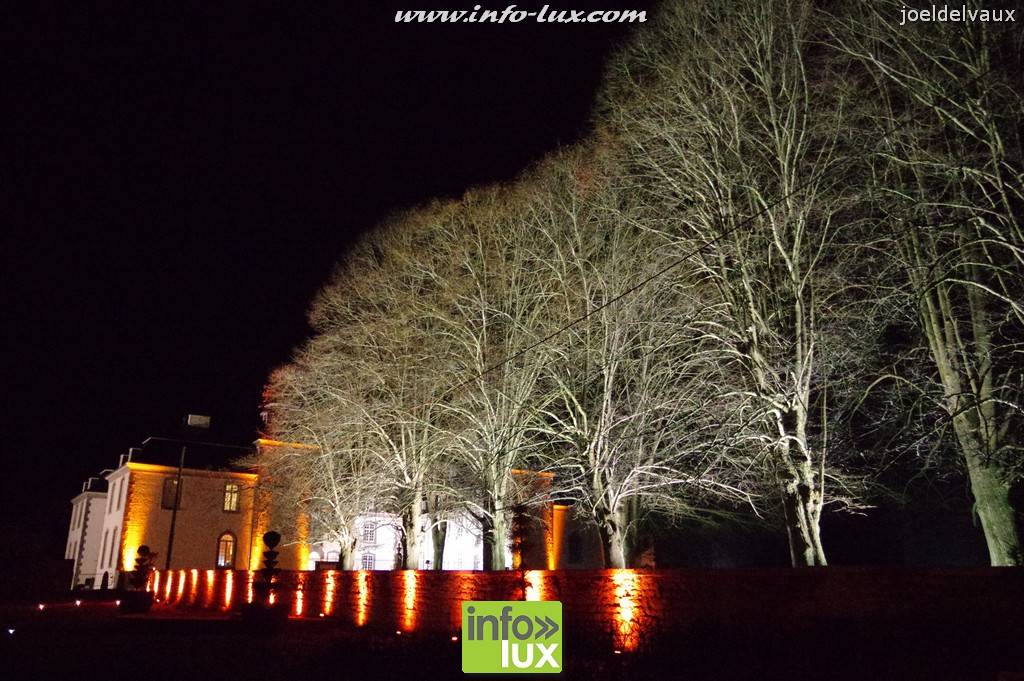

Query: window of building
[107,486,115,514]
[222,483,240,512]
[108,527,119,569]
[216,532,236,568]
[161,478,184,509]
[361,522,376,543]
[100,529,110,569]
[360,553,375,570]
[326,551,339,562]
[117,478,127,511]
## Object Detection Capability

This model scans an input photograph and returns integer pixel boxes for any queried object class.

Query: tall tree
[526,149,762,567]
[601,0,874,565]
[830,0,1024,564]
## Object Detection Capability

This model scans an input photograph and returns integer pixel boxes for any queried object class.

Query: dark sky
[2,2,656,571]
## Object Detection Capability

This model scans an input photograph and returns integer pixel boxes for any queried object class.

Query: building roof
[119,437,256,473]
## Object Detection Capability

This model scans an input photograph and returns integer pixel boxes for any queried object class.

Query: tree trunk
[596,503,633,569]
[480,514,508,570]
[776,444,827,567]
[479,489,509,571]
[431,519,447,570]
[480,514,495,571]
[779,478,827,566]
[341,537,357,571]
[490,513,508,569]
[960,436,1022,566]
[400,500,424,570]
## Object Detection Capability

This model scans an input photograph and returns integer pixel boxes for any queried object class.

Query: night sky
[2,2,657,581]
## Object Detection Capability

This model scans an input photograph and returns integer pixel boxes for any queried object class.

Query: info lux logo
[461,601,563,673]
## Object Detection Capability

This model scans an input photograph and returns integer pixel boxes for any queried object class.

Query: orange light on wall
[223,570,234,610]
[401,570,419,631]
[120,468,157,573]
[248,495,269,571]
[245,570,255,604]
[548,505,568,570]
[294,573,306,617]
[189,569,199,605]
[610,570,643,652]
[323,570,337,616]
[204,569,216,608]
[151,570,160,595]
[524,570,548,601]
[355,570,370,626]
[175,569,186,603]
[164,570,173,601]
[295,512,310,571]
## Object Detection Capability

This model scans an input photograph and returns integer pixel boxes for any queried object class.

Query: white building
[308,511,487,571]
[65,477,109,589]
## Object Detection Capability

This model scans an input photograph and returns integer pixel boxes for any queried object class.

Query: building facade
[65,477,109,588]
[68,438,604,589]
[68,441,259,589]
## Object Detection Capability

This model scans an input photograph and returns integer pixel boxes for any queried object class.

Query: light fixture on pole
[164,414,211,571]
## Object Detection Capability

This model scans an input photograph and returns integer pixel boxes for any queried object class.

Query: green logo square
[461,601,563,674]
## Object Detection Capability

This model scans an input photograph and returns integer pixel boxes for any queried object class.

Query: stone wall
[149,567,1024,652]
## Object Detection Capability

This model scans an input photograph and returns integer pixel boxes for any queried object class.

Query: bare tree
[830,0,1024,565]
[419,186,559,570]
[600,0,876,565]
[259,362,386,570]
[523,149,762,567]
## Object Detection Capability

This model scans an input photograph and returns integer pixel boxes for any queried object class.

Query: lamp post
[162,414,211,570]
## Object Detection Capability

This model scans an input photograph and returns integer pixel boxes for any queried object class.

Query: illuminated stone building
[68,439,603,589]
[67,439,260,590]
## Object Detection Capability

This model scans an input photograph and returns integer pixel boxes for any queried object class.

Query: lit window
[223,483,240,512]
[216,532,236,568]
[161,478,184,510]
[361,523,376,543]
[326,551,339,562]
[361,553,375,570]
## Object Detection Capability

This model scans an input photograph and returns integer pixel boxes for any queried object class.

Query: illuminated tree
[524,149,763,567]
[829,0,1024,565]
[600,0,877,565]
